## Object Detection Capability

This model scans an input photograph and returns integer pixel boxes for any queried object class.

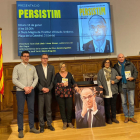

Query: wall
[0,0,140,62]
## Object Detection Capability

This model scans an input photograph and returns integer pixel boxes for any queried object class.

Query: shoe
[68,123,74,128]
[30,127,40,133]
[124,117,129,123]
[129,117,137,123]
[63,122,67,130]
[48,125,55,131]
[107,119,112,124]
[40,126,44,133]
[112,118,119,123]
[18,130,24,138]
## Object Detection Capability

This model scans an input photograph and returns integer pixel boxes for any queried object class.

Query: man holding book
[114,53,138,123]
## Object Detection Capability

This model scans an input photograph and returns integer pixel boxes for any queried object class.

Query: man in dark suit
[75,87,104,112]
[76,88,105,128]
[83,14,111,53]
[35,54,55,132]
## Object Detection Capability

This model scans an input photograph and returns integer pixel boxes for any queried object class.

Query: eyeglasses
[61,66,66,68]
[82,94,93,100]
[42,58,48,60]
[22,56,29,58]
[90,25,106,31]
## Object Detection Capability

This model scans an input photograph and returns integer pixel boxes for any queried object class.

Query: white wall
[0,0,140,62]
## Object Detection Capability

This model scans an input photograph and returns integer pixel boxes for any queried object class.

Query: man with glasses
[35,54,55,132]
[12,51,39,138]
[76,88,105,128]
[83,14,110,53]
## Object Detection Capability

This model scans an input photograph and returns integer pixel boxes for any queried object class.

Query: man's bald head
[88,15,107,42]
[81,88,95,109]
[117,53,125,63]
[81,88,93,97]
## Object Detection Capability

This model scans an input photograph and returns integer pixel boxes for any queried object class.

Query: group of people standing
[97,54,138,124]
[12,51,76,138]
[12,51,138,138]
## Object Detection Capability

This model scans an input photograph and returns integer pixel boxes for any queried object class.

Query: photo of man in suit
[35,54,55,133]
[83,14,111,53]
[76,88,105,128]
[75,87,104,112]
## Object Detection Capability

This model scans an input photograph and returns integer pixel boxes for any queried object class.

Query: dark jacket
[97,68,119,96]
[35,64,55,94]
[83,40,110,53]
[75,93,104,112]
[114,60,138,93]
[54,72,76,97]
[76,104,105,128]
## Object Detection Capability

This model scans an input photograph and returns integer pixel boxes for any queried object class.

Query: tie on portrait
[88,109,92,127]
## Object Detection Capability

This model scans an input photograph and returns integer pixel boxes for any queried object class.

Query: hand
[75,86,81,93]
[116,76,122,80]
[64,82,68,87]
[30,86,33,90]
[81,101,88,117]
[127,77,134,81]
[99,85,103,88]
[93,97,97,112]
[42,88,49,93]
[100,91,103,94]
[111,81,115,84]
[24,87,30,94]
[27,86,33,94]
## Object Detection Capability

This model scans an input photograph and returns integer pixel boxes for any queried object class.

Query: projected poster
[17,1,113,56]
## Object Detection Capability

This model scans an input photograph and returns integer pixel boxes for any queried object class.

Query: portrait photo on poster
[74,86,106,129]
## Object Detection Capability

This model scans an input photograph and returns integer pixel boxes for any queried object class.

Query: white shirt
[103,71,113,98]
[21,62,27,68]
[93,39,106,53]
[87,107,98,128]
[42,64,47,79]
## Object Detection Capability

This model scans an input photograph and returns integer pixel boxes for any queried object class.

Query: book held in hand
[125,71,131,79]
[62,78,68,83]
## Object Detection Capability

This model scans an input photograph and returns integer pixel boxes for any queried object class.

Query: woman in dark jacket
[54,62,76,130]
[97,58,120,124]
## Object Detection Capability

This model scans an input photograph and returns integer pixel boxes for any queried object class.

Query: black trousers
[57,96,73,123]
[16,90,35,132]
[104,94,118,120]
[39,93,52,127]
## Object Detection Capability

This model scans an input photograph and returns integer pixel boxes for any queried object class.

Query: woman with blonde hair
[54,62,76,130]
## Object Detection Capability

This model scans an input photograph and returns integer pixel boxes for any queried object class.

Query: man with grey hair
[35,54,55,132]
[76,88,105,128]
[114,53,138,123]
[83,14,110,53]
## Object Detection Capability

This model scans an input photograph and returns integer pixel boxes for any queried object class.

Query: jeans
[16,90,35,132]
[121,89,135,118]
